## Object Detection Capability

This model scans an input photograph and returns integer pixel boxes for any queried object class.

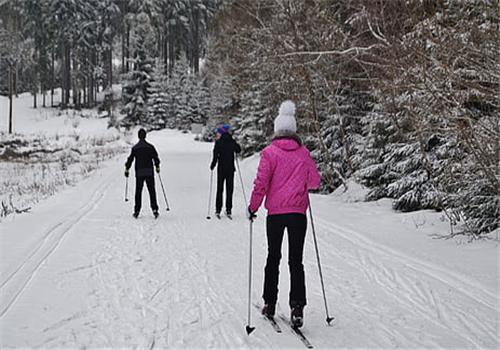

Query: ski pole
[158,173,170,211]
[308,197,334,325]
[125,176,129,202]
[236,156,256,334]
[206,170,214,219]
[235,157,248,205]
[245,218,255,335]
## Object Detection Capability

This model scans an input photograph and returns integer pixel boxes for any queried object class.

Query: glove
[156,166,160,173]
[124,169,129,177]
[210,164,215,171]
[247,207,257,221]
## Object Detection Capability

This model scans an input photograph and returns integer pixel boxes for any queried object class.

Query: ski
[264,315,281,333]
[253,304,281,333]
[266,315,282,333]
[278,314,313,349]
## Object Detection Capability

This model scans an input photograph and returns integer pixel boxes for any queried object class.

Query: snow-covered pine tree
[121,11,154,128]
[356,92,446,213]
[165,57,210,130]
[189,78,211,125]
[233,85,272,157]
[147,60,169,130]
[166,58,190,128]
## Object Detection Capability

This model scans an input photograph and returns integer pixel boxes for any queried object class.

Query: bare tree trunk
[121,31,126,73]
[126,25,130,72]
[163,31,168,74]
[168,24,175,76]
[51,47,55,107]
[61,42,66,108]
[13,65,19,98]
[61,42,71,108]
[108,46,113,88]
[73,52,78,108]
[83,76,87,106]
[33,49,38,108]
[193,7,200,75]
[66,45,71,106]
[14,65,18,97]
[8,66,13,134]
[88,53,93,108]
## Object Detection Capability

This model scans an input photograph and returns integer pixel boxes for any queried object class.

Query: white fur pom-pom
[278,100,296,117]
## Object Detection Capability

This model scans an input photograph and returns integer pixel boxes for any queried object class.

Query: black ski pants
[135,176,159,213]
[215,170,234,214]
[263,213,307,308]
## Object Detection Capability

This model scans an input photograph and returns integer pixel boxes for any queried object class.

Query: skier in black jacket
[125,128,160,218]
[210,125,241,219]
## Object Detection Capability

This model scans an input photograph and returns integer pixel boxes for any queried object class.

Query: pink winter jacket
[249,138,321,215]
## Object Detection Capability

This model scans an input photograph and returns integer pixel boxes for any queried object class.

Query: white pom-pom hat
[274,100,297,134]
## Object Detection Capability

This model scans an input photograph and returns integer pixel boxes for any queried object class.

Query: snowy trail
[0,175,114,318]
[308,218,498,348]
[0,130,498,348]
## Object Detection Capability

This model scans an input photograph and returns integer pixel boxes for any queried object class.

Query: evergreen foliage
[233,84,273,157]
[206,0,499,236]
[146,61,169,130]
[120,12,154,127]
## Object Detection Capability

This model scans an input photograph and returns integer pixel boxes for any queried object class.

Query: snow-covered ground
[1,120,498,348]
[0,91,128,218]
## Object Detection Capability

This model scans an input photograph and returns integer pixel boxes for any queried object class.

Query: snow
[0,91,128,219]
[0,89,115,136]
[0,101,499,347]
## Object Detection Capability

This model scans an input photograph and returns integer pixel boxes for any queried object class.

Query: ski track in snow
[1,130,498,348]
[0,175,113,318]
[311,218,499,348]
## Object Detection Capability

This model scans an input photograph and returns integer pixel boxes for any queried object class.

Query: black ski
[264,315,282,333]
[278,314,313,349]
[253,304,281,333]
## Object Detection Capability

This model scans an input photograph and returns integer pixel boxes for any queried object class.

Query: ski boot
[132,212,139,219]
[226,211,232,220]
[153,210,159,219]
[291,305,304,328]
[262,303,275,319]
[215,211,221,219]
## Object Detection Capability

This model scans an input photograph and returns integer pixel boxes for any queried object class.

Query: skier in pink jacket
[248,100,321,328]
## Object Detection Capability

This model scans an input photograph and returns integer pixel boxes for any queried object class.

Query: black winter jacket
[125,139,160,177]
[210,133,241,173]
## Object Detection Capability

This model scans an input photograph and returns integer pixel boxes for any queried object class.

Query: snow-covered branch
[276,44,383,58]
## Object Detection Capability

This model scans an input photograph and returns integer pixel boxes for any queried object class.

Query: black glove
[156,166,160,173]
[247,207,257,221]
[125,169,130,177]
[210,164,215,171]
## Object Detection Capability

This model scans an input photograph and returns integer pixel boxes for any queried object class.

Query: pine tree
[165,57,210,129]
[147,60,169,130]
[233,86,272,157]
[121,11,154,128]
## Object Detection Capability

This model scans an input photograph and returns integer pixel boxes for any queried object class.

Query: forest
[1,0,498,237]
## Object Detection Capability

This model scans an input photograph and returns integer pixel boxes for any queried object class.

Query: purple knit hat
[216,124,230,134]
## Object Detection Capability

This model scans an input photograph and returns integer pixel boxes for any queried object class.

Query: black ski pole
[158,173,170,211]
[236,156,255,334]
[235,157,248,205]
[245,218,255,335]
[308,197,334,325]
[125,176,129,202]
[206,170,214,219]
